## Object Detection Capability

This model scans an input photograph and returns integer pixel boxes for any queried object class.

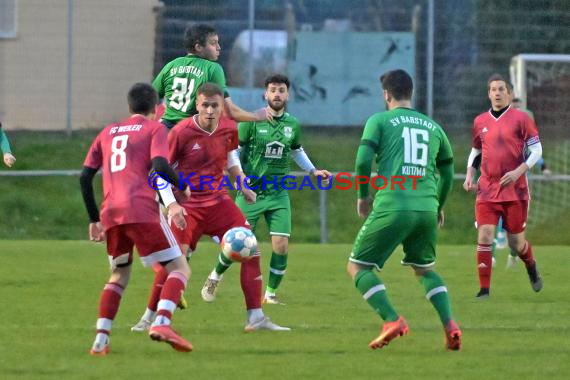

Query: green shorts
[350,210,438,270]
[236,191,291,237]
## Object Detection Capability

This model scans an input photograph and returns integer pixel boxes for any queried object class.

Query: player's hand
[542,168,552,176]
[463,176,477,192]
[357,197,372,218]
[167,202,187,230]
[241,187,257,204]
[89,222,105,242]
[3,152,16,167]
[500,165,527,187]
[181,185,192,199]
[254,107,273,122]
[438,209,445,228]
[312,169,332,187]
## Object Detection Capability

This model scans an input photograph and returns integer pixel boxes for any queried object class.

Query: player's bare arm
[227,164,256,204]
[499,163,529,187]
[224,97,272,122]
[311,169,332,186]
[357,196,373,218]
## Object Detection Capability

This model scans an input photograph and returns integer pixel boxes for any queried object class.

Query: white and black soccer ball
[221,227,257,262]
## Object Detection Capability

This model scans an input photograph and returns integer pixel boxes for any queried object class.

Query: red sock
[477,244,493,289]
[517,241,536,269]
[240,255,263,309]
[156,271,187,320]
[97,282,124,334]
[147,263,168,311]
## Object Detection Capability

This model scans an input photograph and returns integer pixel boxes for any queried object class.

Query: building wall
[0,0,160,130]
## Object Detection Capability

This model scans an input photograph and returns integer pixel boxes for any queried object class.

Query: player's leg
[348,211,408,349]
[131,221,193,352]
[132,210,199,330]
[203,197,289,330]
[264,193,292,304]
[403,211,461,350]
[201,195,262,302]
[504,200,543,292]
[131,262,168,332]
[496,216,508,249]
[90,225,134,355]
[475,201,500,298]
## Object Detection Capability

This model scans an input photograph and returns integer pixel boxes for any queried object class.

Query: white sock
[209,269,222,281]
[152,315,172,327]
[94,332,109,345]
[142,308,156,322]
[247,308,264,322]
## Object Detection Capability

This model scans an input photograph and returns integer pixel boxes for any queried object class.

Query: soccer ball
[221,227,258,262]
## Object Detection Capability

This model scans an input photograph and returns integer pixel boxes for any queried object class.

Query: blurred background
[0,0,568,244]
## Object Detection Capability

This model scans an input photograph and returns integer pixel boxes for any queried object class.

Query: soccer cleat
[263,294,286,305]
[244,317,291,332]
[527,263,543,292]
[89,334,110,356]
[506,254,518,269]
[444,320,462,351]
[201,275,222,303]
[149,325,193,352]
[368,316,409,349]
[131,318,152,332]
[476,288,490,299]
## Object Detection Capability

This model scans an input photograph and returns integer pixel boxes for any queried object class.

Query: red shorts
[105,215,181,269]
[475,200,529,234]
[173,195,250,252]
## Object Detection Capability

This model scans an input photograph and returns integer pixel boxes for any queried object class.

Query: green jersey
[239,113,302,194]
[152,55,229,123]
[357,107,453,212]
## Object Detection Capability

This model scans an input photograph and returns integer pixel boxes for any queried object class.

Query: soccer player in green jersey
[200,74,331,305]
[346,69,461,350]
[152,24,268,129]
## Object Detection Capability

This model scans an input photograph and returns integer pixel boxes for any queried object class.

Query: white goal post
[509,54,570,109]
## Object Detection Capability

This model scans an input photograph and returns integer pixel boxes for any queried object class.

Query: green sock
[354,270,398,322]
[214,252,233,276]
[267,252,288,293]
[419,271,452,326]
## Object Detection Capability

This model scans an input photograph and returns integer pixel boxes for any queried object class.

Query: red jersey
[154,103,166,121]
[168,115,238,207]
[472,107,539,202]
[83,115,169,229]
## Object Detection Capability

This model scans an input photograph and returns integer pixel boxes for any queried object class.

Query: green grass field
[1,241,568,380]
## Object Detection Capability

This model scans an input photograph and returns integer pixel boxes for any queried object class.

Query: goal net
[510,54,570,229]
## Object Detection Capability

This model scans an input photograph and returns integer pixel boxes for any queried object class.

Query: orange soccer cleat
[368,316,409,349]
[444,320,462,351]
[149,325,193,352]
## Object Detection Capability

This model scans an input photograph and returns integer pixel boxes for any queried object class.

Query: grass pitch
[0,241,568,380]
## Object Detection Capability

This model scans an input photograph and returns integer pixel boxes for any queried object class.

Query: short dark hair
[264,74,290,89]
[196,82,224,98]
[127,83,158,114]
[184,24,217,53]
[380,69,413,101]
[487,74,509,91]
